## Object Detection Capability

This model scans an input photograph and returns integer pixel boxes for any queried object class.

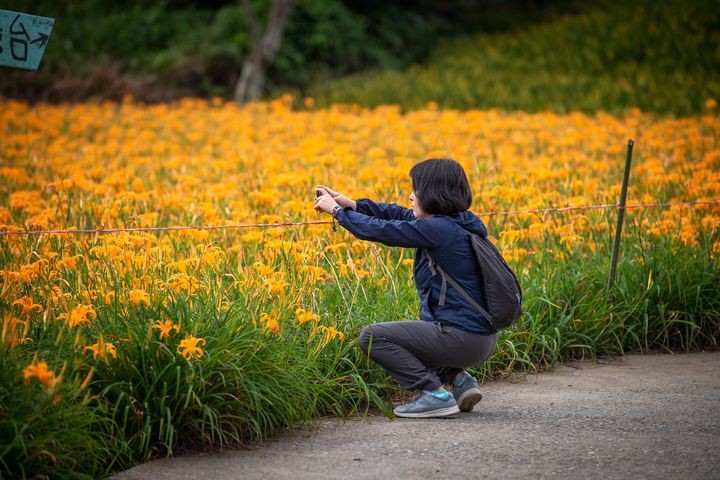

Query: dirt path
[114,352,720,480]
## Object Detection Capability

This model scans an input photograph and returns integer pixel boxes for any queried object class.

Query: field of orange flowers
[1,96,719,477]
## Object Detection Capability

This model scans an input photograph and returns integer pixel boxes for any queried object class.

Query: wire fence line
[479,199,720,217]
[0,199,718,237]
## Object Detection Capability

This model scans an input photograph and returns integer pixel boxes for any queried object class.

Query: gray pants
[358,320,498,392]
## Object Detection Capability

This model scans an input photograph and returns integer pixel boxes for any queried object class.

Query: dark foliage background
[0,0,596,102]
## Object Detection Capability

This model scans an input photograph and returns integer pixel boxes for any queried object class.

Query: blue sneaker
[393,390,460,418]
[452,371,482,412]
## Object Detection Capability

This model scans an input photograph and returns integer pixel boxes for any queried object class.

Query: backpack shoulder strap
[423,248,491,321]
[423,249,448,305]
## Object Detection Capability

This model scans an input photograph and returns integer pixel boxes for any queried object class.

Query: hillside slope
[310,0,720,115]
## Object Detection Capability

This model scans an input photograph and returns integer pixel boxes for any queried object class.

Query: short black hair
[409,158,472,215]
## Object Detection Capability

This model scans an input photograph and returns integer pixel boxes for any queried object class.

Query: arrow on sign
[30,33,49,48]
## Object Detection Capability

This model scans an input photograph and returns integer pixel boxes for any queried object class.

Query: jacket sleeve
[334,207,447,249]
[355,198,415,221]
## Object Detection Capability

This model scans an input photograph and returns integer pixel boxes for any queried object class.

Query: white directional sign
[0,9,55,70]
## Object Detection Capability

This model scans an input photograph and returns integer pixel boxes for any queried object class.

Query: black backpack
[424,232,523,330]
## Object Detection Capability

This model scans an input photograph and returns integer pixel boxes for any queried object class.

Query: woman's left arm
[334,208,447,249]
[354,199,415,221]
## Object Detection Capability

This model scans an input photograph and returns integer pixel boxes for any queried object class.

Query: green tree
[235,0,296,103]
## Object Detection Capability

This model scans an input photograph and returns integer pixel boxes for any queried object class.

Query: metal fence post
[608,139,635,290]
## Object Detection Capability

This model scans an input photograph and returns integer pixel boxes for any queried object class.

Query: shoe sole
[393,405,461,418]
[456,387,483,412]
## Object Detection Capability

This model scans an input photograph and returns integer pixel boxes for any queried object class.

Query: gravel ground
[114,351,720,480]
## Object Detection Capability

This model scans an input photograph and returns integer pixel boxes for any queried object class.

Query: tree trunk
[234,0,295,104]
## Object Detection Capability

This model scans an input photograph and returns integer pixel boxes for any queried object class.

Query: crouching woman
[314,158,497,418]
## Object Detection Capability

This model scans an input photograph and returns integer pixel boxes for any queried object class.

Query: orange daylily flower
[127,289,151,307]
[58,305,97,328]
[177,335,206,360]
[152,320,180,341]
[13,296,43,315]
[23,358,59,390]
[260,313,280,334]
[83,335,118,362]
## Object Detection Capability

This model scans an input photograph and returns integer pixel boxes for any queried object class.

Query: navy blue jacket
[334,198,495,334]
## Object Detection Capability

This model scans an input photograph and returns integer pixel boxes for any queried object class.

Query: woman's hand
[313,190,339,214]
[314,185,357,210]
